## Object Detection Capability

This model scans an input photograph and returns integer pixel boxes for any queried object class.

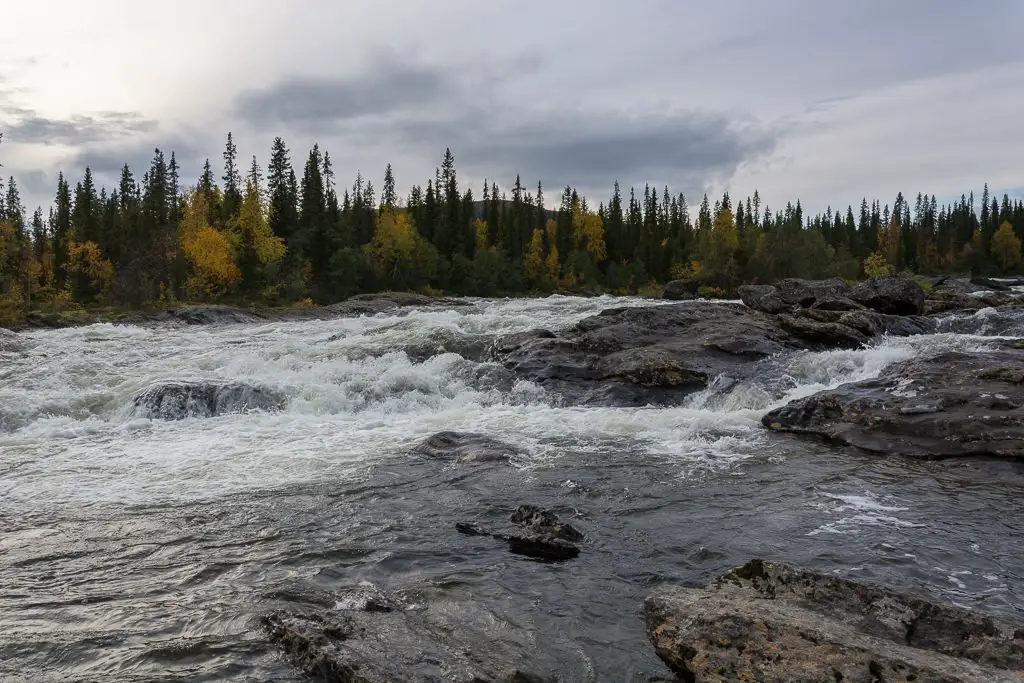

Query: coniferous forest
[1,131,1023,323]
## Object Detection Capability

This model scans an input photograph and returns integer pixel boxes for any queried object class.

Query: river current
[1,295,1022,681]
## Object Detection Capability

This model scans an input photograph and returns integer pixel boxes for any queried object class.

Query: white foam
[0,296,1012,508]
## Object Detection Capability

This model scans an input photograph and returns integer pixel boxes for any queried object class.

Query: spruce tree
[222,132,242,222]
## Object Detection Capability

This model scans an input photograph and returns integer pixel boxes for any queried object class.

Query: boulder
[130,380,285,420]
[455,505,584,562]
[850,275,926,315]
[738,284,791,314]
[490,303,805,406]
[645,559,1024,683]
[263,586,559,682]
[740,278,857,315]
[762,344,1024,459]
[490,302,934,407]
[161,305,266,325]
[412,431,521,464]
[663,279,701,300]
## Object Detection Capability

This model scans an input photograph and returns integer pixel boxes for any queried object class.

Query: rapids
[1,295,1022,681]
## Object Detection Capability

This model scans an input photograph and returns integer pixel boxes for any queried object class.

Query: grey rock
[130,380,285,420]
[263,587,559,683]
[850,275,926,315]
[762,345,1024,459]
[645,559,1024,683]
[492,301,935,407]
[663,279,700,300]
[456,506,584,562]
[738,284,791,314]
[412,431,521,464]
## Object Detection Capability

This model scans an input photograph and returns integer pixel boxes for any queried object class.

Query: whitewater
[1,295,1022,681]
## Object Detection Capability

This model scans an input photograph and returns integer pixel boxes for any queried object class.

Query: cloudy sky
[2,0,1023,217]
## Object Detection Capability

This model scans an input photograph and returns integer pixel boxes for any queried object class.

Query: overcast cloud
[1,0,1022,215]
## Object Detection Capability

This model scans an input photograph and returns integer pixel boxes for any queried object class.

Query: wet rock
[762,346,1024,459]
[263,587,559,683]
[162,305,266,325]
[740,278,856,314]
[645,559,1024,683]
[456,506,583,562]
[850,275,926,315]
[663,279,700,300]
[412,431,521,464]
[510,505,585,543]
[490,303,805,406]
[738,284,791,314]
[0,328,22,353]
[131,380,285,420]
[491,301,933,406]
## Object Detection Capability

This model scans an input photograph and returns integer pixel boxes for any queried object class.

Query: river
[1,295,1022,681]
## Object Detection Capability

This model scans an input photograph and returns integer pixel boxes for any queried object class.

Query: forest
[1,131,1023,323]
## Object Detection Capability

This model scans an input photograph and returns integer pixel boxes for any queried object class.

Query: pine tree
[222,132,242,223]
[381,163,397,212]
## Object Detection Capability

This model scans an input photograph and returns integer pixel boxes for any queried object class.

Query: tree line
[1,131,1023,321]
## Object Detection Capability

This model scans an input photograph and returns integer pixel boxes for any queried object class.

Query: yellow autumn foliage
[67,240,114,289]
[180,189,241,299]
[991,221,1021,271]
[524,228,547,286]
[571,200,607,263]
[473,218,489,254]
[230,183,286,265]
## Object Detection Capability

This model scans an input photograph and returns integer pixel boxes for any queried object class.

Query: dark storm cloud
[234,53,455,130]
[370,105,778,195]
[1,110,156,146]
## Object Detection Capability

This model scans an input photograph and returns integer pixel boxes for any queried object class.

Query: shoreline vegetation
[2,131,1023,329]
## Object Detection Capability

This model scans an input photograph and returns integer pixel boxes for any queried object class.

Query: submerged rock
[263,586,559,682]
[645,559,1024,683]
[762,345,1024,459]
[131,380,285,420]
[0,328,22,353]
[412,431,521,464]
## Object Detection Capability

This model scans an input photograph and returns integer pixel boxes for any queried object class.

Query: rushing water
[1,295,1022,681]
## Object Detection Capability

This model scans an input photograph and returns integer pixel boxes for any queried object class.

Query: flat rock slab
[645,559,1024,683]
[263,586,559,683]
[762,346,1024,459]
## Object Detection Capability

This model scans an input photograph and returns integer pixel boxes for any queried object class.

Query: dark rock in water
[412,431,521,464]
[491,301,934,407]
[491,303,805,406]
[162,305,266,325]
[662,279,700,300]
[850,275,926,315]
[131,380,285,420]
[924,276,1024,314]
[738,284,791,314]
[0,329,22,353]
[457,506,583,562]
[263,587,559,682]
[740,278,856,314]
[506,534,580,561]
[762,346,1024,459]
[510,505,584,543]
[645,559,1024,683]
[971,276,1013,291]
